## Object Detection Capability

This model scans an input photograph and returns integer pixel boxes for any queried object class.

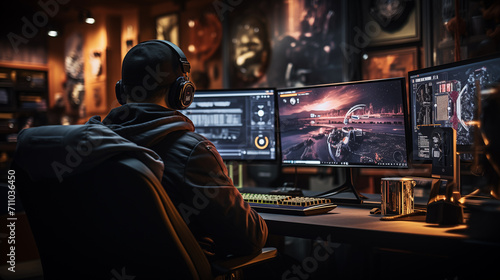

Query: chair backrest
[13,125,214,280]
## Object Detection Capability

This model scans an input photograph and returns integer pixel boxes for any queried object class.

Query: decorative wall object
[85,82,106,114]
[361,47,419,80]
[229,13,270,87]
[362,0,420,47]
[156,13,179,46]
[89,50,103,77]
[228,0,345,88]
[185,10,223,90]
[64,32,85,117]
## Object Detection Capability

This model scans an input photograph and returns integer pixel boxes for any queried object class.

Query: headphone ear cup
[115,80,127,105]
[167,76,195,110]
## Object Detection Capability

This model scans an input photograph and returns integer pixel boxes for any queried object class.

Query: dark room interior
[1,0,500,279]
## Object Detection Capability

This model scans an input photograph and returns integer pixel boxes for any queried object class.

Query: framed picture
[361,47,419,81]
[362,0,421,47]
[156,13,179,46]
[227,0,346,89]
[183,9,223,90]
[85,81,107,114]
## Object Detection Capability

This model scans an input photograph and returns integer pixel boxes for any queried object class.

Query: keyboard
[241,193,337,216]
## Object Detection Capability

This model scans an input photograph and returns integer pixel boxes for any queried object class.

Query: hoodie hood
[14,124,164,182]
[88,103,194,147]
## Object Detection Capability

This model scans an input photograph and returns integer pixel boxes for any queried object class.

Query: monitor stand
[315,168,367,204]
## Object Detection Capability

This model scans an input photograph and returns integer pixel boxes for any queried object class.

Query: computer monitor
[277,77,409,202]
[180,88,277,161]
[408,54,500,164]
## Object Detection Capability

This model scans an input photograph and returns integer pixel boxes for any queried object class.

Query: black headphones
[115,40,195,110]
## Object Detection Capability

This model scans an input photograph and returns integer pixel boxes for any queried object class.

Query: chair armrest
[211,247,277,274]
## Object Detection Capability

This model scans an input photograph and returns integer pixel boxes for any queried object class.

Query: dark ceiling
[0,0,179,36]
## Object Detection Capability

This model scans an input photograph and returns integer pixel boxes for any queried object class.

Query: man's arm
[182,139,268,257]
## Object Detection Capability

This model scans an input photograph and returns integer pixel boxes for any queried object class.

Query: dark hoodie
[88,103,268,258]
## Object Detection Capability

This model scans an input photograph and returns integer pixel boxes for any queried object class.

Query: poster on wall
[227,0,345,89]
[361,47,419,81]
[85,82,107,114]
[65,32,85,118]
[362,0,420,47]
[156,13,179,46]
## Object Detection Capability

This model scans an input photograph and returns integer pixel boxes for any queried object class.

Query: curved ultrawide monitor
[181,88,277,161]
[277,78,409,168]
[408,53,500,163]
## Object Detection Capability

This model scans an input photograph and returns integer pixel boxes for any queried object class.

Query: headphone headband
[151,40,191,74]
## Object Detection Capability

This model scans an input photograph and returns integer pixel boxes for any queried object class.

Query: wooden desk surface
[259,205,475,254]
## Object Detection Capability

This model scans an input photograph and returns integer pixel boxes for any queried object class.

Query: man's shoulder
[154,130,218,169]
[171,130,209,145]
[154,130,210,153]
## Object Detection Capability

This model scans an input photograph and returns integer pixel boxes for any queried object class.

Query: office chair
[13,125,277,280]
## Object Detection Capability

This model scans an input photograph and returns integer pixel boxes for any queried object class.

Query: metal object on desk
[381,177,415,216]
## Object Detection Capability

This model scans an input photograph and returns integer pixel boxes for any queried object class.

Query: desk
[260,205,498,279]
[261,206,468,253]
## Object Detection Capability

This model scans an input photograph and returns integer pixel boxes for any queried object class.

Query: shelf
[0,142,17,152]
[0,67,48,173]
[0,62,48,71]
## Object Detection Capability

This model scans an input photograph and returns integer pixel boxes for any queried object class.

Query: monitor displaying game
[181,88,277,161]
[277,77,409,168]
[408,54,500,163]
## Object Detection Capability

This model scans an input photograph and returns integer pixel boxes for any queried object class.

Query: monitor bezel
[407,53,500,164]
[184,87,279,163]
[276,77,410,169]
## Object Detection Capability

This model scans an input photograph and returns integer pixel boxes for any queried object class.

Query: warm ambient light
[85,17,95,24]
[48,30,58,37]
[82,10,95,24]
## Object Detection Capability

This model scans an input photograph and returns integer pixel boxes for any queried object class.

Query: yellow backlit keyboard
[241,193,337,216]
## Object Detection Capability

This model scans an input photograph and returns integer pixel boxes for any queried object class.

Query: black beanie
[121,40,181,90]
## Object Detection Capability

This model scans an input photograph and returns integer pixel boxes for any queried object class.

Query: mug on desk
[381,177,415,216]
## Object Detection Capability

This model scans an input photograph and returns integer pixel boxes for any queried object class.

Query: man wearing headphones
[87,40,268,259]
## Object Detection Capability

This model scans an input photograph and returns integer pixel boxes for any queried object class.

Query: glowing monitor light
[181,88,277,162]
[408,53,500,164]
[277,77,410,202]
